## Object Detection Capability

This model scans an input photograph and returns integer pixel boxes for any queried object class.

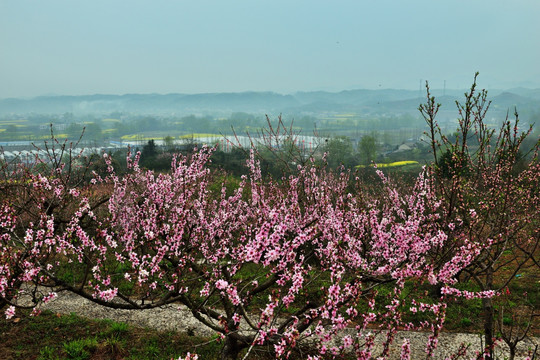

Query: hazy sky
[1,1,539,98]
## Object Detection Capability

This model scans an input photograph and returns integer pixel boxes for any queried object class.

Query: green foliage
[55,262,87,287]
[210,148,249,177]
[460,317,473,327]
[323,136,356,169]
[207,172,243,199]
[437,149,469,179]
[359,134,378,165]
[141,139,157,161]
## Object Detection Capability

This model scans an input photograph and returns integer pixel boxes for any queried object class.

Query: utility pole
[443,80,446,97]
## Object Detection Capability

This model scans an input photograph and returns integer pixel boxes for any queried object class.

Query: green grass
[0,310,223,360]
[63,337,98,359]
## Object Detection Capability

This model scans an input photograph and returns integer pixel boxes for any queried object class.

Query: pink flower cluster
[0,145,509,359]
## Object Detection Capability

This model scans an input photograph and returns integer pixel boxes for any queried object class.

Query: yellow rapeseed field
[356,160,419,168]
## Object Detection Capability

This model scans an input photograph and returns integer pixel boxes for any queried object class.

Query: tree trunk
[482,269,495,360]
[508,345,516,360]
[221,337,241,360]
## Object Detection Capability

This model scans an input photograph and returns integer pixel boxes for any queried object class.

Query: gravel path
[40,291,539,359]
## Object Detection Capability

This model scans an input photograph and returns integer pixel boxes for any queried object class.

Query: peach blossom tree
[1,142,495,359]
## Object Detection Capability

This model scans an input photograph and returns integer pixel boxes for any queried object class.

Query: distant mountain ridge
[1,87,539,116]
[0,92,300,115]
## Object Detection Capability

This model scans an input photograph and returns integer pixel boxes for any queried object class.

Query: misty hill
[505,88,540,100]
[1,88,539,117]
[375,95,455,112]
[0,92,300,115]
[294,89,420,105]
[490,92,537,108]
